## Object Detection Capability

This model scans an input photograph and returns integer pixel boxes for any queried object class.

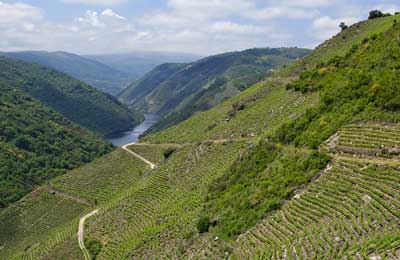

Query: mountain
[119,48,311,132]
[0,51,135,95]
[2,13,400,260]
[0,83,113,208]
[0,56,142,136]
[85,51,202,76]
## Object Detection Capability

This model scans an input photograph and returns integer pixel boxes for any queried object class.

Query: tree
[339,22,348,31]
[368,10,390,20]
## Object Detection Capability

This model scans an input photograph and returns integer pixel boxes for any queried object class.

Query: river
[106,114,160,147]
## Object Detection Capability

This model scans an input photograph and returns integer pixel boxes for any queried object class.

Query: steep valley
[1,12,400,260]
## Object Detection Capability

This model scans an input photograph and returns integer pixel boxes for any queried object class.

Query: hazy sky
[0,0,399,55]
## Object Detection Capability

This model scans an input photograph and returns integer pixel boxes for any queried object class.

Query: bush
[85,239,102,259]
[197,216,211,233]
[339,22,348,31]
[368,10,390,20]
[163,147,176,160]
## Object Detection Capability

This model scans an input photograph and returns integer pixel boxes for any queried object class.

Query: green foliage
[368,10,390,20]
[120,48,311,134]
[0,51,136,95]
[203,144,330,239]
[197,216,211,233]
[163,147,177,160]
[0,84,113,208]
[276,23,400,148]
[85,239,102,259]
[0,56,142,136]
[339,22,348,31]
[145,81,317,144]
[0,190,88,259]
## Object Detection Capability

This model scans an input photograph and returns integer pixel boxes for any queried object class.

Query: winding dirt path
[78,209,99,260]
[122,142,157,169]
[78,142,158,259]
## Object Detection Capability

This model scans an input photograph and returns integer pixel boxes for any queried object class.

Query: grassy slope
[233,123,400,259]
[144,78,318,144]
[120,48,310,134]
[143,14,400,257]
[85,142,245,259]
[0,56,142,136]
[229,15,400,259]
[0,149,149,259]
[126,144,180,164]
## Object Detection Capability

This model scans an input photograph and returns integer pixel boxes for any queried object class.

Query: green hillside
[2,13,400,260]
[0,51,136,95]
[0,56,142,136]
[119,48,311,133]
[0,83,112,208]
[0,148,149,259]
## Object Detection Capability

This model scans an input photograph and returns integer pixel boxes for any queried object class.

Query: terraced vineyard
[126,144,181,164]
[0,189,88,260]
[84,142,246,259]
[233,123,400,259]
[144,80,318,144]
[326,123,400,158]
[51,149,149,204]
[0,148,151,259]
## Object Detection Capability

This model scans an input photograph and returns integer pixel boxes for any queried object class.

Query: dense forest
[0,84,113,208]
[0,57,142,136]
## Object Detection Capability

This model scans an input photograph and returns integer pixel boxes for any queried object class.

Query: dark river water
[106,114,160,147]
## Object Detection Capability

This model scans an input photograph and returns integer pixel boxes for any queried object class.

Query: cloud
[250,6,319,20]
[275,0,332,7]
[62,0,126,5]
[0,1,43,25]
[312,16,358,40]
[372,4,400,14]
[102,8,126,19]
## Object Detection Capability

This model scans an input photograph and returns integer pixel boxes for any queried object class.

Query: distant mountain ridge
[119,47,311,133]
[85,51,202,76]
[0,51,135,95]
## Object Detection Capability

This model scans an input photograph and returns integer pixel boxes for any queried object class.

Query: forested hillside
[119,48,311,132]
[0,51,136,95]
[0,84,113,208]
[0,56,142,136]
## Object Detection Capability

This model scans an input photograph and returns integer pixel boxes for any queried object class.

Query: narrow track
[78,209,99,260]
[122,142,157,169]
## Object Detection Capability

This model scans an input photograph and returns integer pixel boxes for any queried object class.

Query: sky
[0,0,399,55]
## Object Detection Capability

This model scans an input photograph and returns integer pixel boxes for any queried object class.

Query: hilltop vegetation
[0,56,142,136]
[119,48,311,133]
[0,84,112,208]
[0,51,136,95]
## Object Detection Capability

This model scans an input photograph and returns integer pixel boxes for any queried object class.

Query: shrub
[85,239,102,259]
[163,147,176,160]
[339,22,348,31]
[197,216,211,233]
